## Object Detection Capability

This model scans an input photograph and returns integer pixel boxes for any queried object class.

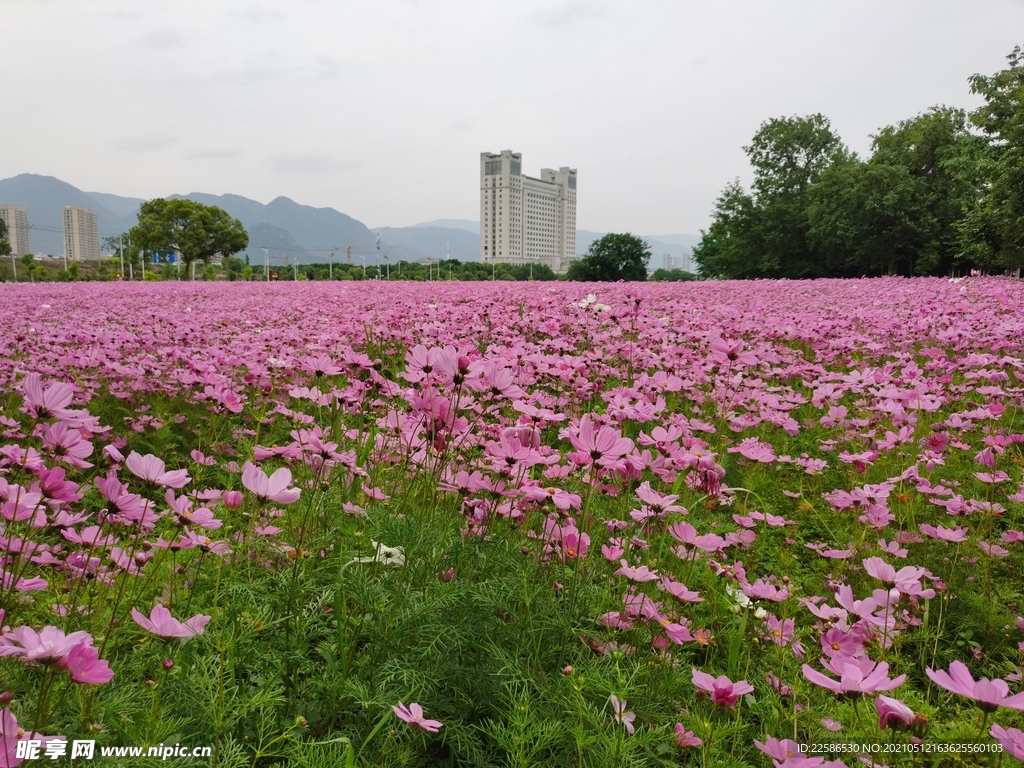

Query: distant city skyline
[3,0,1022,235]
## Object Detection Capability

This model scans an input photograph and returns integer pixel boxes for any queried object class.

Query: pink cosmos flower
[667,521,726,552]
[125,452,190,489]
[990,724,1024,760]
[41,422,93,468]
[521,484,581,511]
[978,541,1011,558]
[691,668,753,708]
[241,462,301,504]
[131,604,212,640]
[821,628,863,659]
[222,490,244,509]
[60,526,118,548]
[656,615,694,644]
[1,707,64,767]
[729,437,776,464]
[0,626,94,664]
[710,338,758,366]
[674,724,701,748]
[392,701,443,732]
[658,578,703,603]
[567,414,634,467]
[754,735,803,763]
[60,642,114,684]
[919,524,968,543]
[861,557,926,588]
[299,354,343,378]
[802,658,905,696]
[602,543,625,562]
[20,373,74,419]
[609,695,636,735]
[614,560,659,582]
[875,695,913,731]
[36,466,83,504]
[926,661,1024,712]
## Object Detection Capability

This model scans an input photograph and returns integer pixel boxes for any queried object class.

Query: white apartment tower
[63,206,100,263]
[480,150,576,274]
[0,205,31,256]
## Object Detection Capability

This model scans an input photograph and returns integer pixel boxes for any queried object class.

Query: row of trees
[108,198,659,282]
[694,46,1024,278]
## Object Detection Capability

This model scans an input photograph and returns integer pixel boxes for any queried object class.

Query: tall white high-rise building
[0,205,31,256]
[480,150,576,274]
[63,206,100,263]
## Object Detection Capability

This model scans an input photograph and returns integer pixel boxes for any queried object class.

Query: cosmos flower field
[1,277,1023,767]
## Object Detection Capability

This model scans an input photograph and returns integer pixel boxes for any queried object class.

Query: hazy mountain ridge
[0,174,698,268]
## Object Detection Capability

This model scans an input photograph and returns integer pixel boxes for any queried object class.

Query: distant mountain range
[0,174,698,267]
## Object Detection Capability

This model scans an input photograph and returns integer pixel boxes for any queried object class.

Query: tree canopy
[960,45,1024,272]
[693,48,1024,279]
[0,218,11,258]
[566,233,650,281]
[131,199,248,273]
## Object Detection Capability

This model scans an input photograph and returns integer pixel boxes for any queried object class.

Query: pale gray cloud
[527,0,605,27]
[138,27,187,49]
[267,154,356,175]
[186,149,242,160]
[2,0,1023,234]
[112,136,177,152]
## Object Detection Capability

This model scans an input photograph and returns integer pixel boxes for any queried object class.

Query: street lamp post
[329,247,341,280]
[357,254,367,278]
[261,248,269,281]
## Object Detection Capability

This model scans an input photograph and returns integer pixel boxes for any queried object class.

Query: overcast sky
[4,0,1021,235]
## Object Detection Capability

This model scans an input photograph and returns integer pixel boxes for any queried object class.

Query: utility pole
[119,235,125,279]
[375,229,381,281]
[446,241,450,280]
[262,248,269,281]
[328,247,341,280]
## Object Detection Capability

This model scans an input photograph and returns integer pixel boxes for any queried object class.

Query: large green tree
[694,115,848,279]
[961,46,1024,272]
[869,106,986,274]
[808,160,934,276]
[566,233,650,281]
[131,199,248,275]
[691,182,763,279]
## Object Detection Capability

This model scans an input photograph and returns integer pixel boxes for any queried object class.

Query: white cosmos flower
[726,585,752,609]
[347,541,405,567]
